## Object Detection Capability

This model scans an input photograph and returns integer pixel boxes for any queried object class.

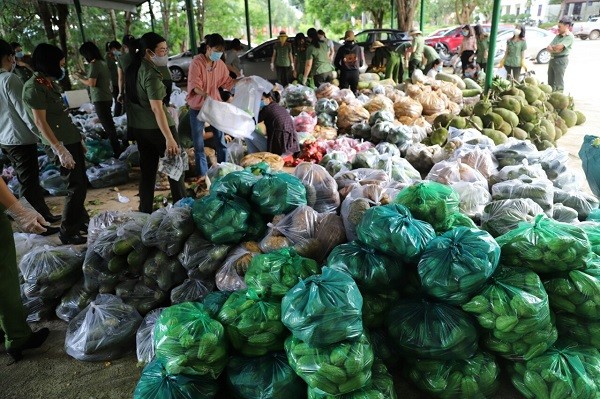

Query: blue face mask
[112,50,122,57]
[259,100,266,109]
[462,31,469,37]
[15,51,24,59]
[57,67,66,81]
[209,51,223,62]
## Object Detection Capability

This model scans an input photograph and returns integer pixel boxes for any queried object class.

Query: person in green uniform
[547,17,574,92]
[474,25,490,73]
[125,32,185,214]
[156,63,173,107]
[421,44,441,75]
[106,40,122,116]
[0,178,50,364]
[10,42,33,84]
[409,27,425,77]
[498,25,527,81]
[23,43,89,245]
[75,42,123,157]
[303,29,335,87]
[293,33,312,86]
[271,31,294,87]
[395,42,412,82]
[117,34,136,105]
[385,47,401,83]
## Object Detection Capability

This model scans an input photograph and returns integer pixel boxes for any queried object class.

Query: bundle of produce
[492,140,540,169]
[387,299,478,360]
[283,84,316,108]
[579,222,600,256]
[552,203,579,223]
[404,143,445,175]
[462,266,557,360]
[55,280,94,322]
[259,206,318,253]
[367,330,399,369]
[201,290,233,319]
[332,88,357,104]
[285,333,374,395]
[439,80,464,104]
[394,96,424,123]
[370,155,421,184]
[282,267,363,347]
[294,111,318,133]
[210,169,261,199]
[405,351,499,399]
[92,226,120,261]
[40,169,68,196]
[417,91,449,116]
[356,204,435,263]
[170,278,214,305]
[141,207,195,256]
[154,302,227,377]
[509,342,600,399]
[394,181,460,233]
[426,160,488,188]
[293,162,340,213]
[13,233,54,264]
[311,213,347,263]
[315,83,339,100]
[450,181,492,220]
[496,214,590,274]
[115,279,168,315]
[451,146,498,179]
[337,101,370,132]
[81,247,118,294]
[20,289,54,322]
[361,290,400,329]
[217,289,287,356]
[136,308,164,364]
[537,147,568,180]
[206,162,243,182]
[119,143,140,167]
[177,232,231,277]
[490,162,547,185]
[418,227,500,305]
[250,172,307,216]
[86,159,130,188]
[65,294,142,361]
[111,215,149,262]
[553,188,599,220]
[87,210,140,245]
[226,352,306,399]
[334,168,389,196]
[491,177,554,213]
[133,359,219,399]
[363,95,393,115]
[84,138,113,164]
[352,148,380,169]
[285,141,328,166]
[245,248,319,299]
[215,242,261,291]
[142,250,187,292]
[374,142,400,157]
[350,121,372,140]
[480,198,544,237]
[240,152,284,171]
[192,192,251,244]
[556,313,600,349]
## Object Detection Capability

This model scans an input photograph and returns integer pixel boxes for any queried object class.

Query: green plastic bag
[244,248,319,300]
[133,359,218,399]
[327,240,404,293]
[367,330,400,370]
[418,227,500,305]
[192,192,251,244]
[201,290,233,319]
[217,289,288,357]
[579,222,600,256]
[153,302,228,378]
[462,266,557,361]
[444,212,478,230]
[245,161,271,176]
[394,181,461,232]
[226,352,306,399]
[281,267,363,347]
[387,299,478,360]
[285,333,374,395]
[210,170,261,199]
[250,172,307,215]
[556,313,600,350]
[509,342,600,399]
[496,214,591,274]
[356,204,435,264]
[406,351,500,399]
[85,138,113,164]
[362,290,400,329]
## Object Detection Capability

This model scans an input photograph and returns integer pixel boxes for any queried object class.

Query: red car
[425,24,513,56]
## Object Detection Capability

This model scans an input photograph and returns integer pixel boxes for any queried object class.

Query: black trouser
[134,126,185,214]
[162,79,173,106]
[408,59,421,78]
[276,66,292,87]
[94,101,122,158]
[339,69,360,94]
[505,66,522,81]
[461,50,475,74]
[1,144,53,219]
[313,71,334,87]
[111,85,122,117]
[61,142,89,236]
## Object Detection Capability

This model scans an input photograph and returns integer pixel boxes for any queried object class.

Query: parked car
[426,28,451,39]
[352,29,412,64]
[167,39,251,83]
[573,17,600,40]
[425,25,512,57]
[495,26,556,64]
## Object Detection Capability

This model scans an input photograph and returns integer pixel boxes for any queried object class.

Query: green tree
[396,0,420,31]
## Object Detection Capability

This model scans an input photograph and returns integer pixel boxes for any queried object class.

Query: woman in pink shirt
[186,34,235,179]
[459,25,477,77]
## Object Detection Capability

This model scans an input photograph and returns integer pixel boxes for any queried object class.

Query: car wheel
[589,30,600,40]
[580,35,588,40]
[536,49,551,64]
[169,67,184,83]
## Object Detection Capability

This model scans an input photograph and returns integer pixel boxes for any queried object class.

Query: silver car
[495,27,555,64]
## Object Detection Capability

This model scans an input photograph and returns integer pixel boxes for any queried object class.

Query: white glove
[52,142,75,169]
[270,63,275,72]
[6,199,49,234]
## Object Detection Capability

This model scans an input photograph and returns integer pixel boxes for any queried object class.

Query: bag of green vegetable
[250,172,307,216]
[259,206,318,253]
[217,289,287,356]
[65,294,142,361]
[111,214,148,258]
[210,169,261,199]
[356,204,435,264]
[553,188,599,221]
[136,308,164,364]
[202,290,233,319]
[154,302,228,377]
[405,351,500,399]
[285,333,374,395]
[282,267,363,346]
[371,155,421,184]
[115,279,168,315]
[552,203,580,223]
[556,312,600,350]
[480,198,544,237]
[491,177,554,213]
[141,207,195,256]
[490,162,547,185]
[82,247,115,294]
[493,139,540,169]
[418,227,500,305]
[92,226,120,261]
[293,163,340,214]
[177,232,231,276]
[245,248,319,300]
[462,266,557,360]
[133,359,219,399]
[215,242,262,291]
[13,233,55,265]
[509,341,600,399]
[387,299,478,360]
[143,250,187,292]
[56,279,94,322]
[207,162,244,182]
[450,181,492,221]
[170,278,214,305]
[361,290,400,329]
[579,222,600,256]
[192,192,252,244]
[497,214,591,274]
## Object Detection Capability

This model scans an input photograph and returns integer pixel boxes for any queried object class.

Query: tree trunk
[124,11,133,35]
[34,1,57,43]
[455,0,477,24]
[196,0,205,41]
[109,9,118,39]
[55,3,72,90]
[159,0,172,40]
[370,9,384,29]
[396,0,418,31]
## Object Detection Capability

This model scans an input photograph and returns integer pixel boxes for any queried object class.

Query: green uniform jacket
[13,65,33,84]
[306,43,334,76]
[157,65,171,82]
[274,41,293,67]
[22,72,81,145]
[87,60,113,103]
[106,55,119,87]
[411,35,425,61]
[118,52,134,73]
[505,39,527,67]
[423,45,440,64]
[550,33,574,58]
[127,59,175,130]
[476,37,489,63]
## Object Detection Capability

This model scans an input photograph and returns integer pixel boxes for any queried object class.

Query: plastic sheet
[158,150,189,181]
[198,97,255,139]
[232,76,273,119]
[136,308,164,364]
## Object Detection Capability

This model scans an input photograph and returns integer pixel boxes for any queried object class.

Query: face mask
[279,36,287,44]
[112,50,122,57]
[436,65,443,72]
[462,31,469,36]
[259,100,266,109]
[57,67,65,81]
[15,51,24,59]
[150,51,168,67]
[514,29,521,36]
[209,51,223,62]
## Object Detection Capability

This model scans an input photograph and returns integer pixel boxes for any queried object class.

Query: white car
[495,27,555,64]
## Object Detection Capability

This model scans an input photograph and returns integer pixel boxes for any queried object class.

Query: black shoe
[40,226,60,236]
[59,232,87,245]
[6,328,50,364]
[43,214,62,224]
[79,222,89,235]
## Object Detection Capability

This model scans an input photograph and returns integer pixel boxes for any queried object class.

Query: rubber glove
[6,199,49,234]
[51,142,75,169]
[270,63,275,72]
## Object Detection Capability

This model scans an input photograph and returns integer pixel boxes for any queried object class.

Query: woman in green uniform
[271,31,294,86]
[106,40,122,116]
[498,25,527,81]
[23,43,89,245]
[293,33,311,86]
[303,30,335,87]
[125,32,185,214]
[474,25,489,74]
[76,42,122,157]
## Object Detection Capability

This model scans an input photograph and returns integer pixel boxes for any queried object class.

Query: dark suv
[353,29,412,63]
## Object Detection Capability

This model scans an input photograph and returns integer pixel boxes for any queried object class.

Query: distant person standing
[303,29,335,87]
[225,38,243,79]
[271,31,294,87]
[474,25,489,73]
[547,17,574,92]
[498,25,527,81]
[409,27,425,77]
[318,30,335,61]
[106,40,123,116]
[117,34,136,105]
[334,30,363,93]
[10,42,33,83]
[459,25,477,76]
[293,33,309,85]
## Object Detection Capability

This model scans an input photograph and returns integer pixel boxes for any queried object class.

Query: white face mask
[150,51,168,67]
[514,29,522,36]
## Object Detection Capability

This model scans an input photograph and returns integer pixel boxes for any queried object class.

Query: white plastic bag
[198,97,255,139]
[231,76,273,119]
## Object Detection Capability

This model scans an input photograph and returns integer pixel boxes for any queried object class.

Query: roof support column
[485,0,502,94]
[419,0,425,31]
[268,0,273,38]
[245,0,252,48]
[184,0,198,54]
[73,0,86,42]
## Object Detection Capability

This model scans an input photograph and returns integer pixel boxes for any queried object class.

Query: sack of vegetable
[217,289,288,356]
[490,162,547,185]
[227,352,306,399]
[552,203,580,223]
[480,198,545,237]
[281,267,363,347]
[293,163,340,214]
[426,160,488,188]
[337,101,370,132]
[250,172,307,216]
[579,222,600,256]
[491,177,554,213]
[327,240,403,293]
[215,242,261,292]
[367,330,400,369]
[207,162,243,182]
[143,250,187,292]
[334,168,389,196]
[133,359,219,399]
[493,139,540,169]
[92,226,120,261]
[177,232,231,276]
[154,302,228,377]
[294,111,318,134]
[361,290,400,329]
[371,155,421,184]
[55,279,94,322]
[112,215,148,260]
[20,289,54,322]
[170,278,214,305]
[141,207,195,256]
[450,181,492,221]
[553,188,599,221]
[136,307,164,364]
[311,213,347,263]
[556,312,600,350]
[393,96,423,122]
[509,342,600,399]
[387,299,478,360]
[285,333,374,395]
[210,170,262,200]
[356,203,435,263]
[202,290,233,319]
[241,152,284,171]
[65,294,142,361]
[405,351,500,399]
[462,266,557,360]
[245,247,319,300]
[283,84,317,108]
[115,279,168,315]
[496,214,591,274]
[418,227,500,305]
[192,192,252,244]
[81,247,113,294]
